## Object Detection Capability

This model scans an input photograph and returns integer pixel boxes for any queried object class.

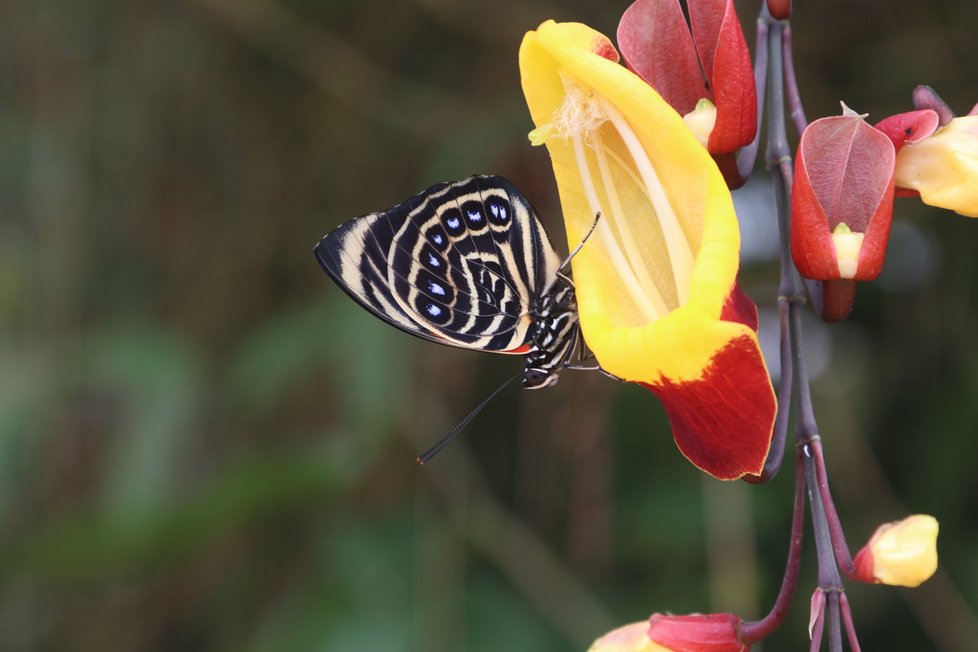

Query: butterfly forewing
[315,175,562,353]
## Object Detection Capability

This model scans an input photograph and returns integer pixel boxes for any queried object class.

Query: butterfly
[314,175,593,394]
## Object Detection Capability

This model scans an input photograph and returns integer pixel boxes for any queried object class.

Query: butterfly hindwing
[315,175,561,353]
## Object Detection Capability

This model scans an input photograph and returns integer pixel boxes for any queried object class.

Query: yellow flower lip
[894,115,978,217]
[520,20,775,479]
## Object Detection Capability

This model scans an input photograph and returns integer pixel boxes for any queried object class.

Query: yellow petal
[895,116,978,217]
[519,21,748,384]
[588,622,671,652]
[520,21,775,479]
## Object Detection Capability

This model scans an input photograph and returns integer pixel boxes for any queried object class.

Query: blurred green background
[3,0,978,650]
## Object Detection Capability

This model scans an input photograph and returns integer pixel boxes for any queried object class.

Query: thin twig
[740,451,805,642]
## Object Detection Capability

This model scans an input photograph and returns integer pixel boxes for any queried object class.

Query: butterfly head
[523,367,560,389]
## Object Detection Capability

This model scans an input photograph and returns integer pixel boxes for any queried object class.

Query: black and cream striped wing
[314,175,562,353]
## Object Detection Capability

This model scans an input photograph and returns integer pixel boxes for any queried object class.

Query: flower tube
[648,613,749,652]
[520,21,775,480]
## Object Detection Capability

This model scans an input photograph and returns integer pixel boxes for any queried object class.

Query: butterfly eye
[523,368,554,389]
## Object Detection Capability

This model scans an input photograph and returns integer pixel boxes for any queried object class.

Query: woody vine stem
[741,8,861,651]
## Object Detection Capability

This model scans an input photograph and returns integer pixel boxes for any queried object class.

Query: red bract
[618,0,756,185]
[790,113,896,322]
[648,613,748,652]
[874,109,940,153]
[874,109,940,198]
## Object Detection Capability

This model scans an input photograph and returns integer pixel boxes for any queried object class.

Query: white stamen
[596,96,695,304]
[572,132,663,322]
[591,132,669,315]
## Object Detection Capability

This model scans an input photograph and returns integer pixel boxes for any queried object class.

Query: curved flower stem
[740,451,805,642]
[839,593,863,652]
[827,591,844,652]
[764,14,852,651]
[805,440,846,652]
[812,438,856,576]
[751,297,793,481]
[782,23,808,135]
[735,10,770,179]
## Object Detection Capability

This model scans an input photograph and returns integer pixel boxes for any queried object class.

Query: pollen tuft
[552,75,608,141]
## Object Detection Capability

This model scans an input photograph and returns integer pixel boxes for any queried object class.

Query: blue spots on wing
[487,197,510,226]
[442,208,465,236]
[415,268,456,304]
[414,292,451,325]
[462,201,488,231]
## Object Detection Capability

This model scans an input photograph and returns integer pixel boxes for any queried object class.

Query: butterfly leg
[558,211,602,272]
[562,357,625,383]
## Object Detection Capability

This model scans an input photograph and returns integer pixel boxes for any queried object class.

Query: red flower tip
[820,279,857,324]
[648,613,748,652]
[790,112,896,291]
[618,0,756,157]
[874,109,940,154]
[765,0,791,19]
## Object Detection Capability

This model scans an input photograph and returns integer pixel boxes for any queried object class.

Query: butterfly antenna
[559,211,602,271]
[416,373,521,465]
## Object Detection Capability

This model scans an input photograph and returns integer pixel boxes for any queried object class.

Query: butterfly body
[315,175,581,389]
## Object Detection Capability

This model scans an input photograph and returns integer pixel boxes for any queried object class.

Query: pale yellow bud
[588,622,671,652]
[854,514,939,588]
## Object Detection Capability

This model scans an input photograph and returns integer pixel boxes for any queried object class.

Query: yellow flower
[588,622,669,652]
[895,116,978,217]
[520,21,774,480]
[853,514,939,588]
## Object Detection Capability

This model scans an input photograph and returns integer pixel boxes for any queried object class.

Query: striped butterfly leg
[558,211,602,273]
[560,320,625,383]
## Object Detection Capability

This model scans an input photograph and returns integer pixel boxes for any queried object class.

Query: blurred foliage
[2,0,977,650]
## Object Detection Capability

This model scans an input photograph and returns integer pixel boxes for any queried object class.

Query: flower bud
[766,0,791,19]
[791,113,895,284]
[791,111,896,321]
[588,622,668,652]
[648,613,748,652]
[853,514,939,588]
